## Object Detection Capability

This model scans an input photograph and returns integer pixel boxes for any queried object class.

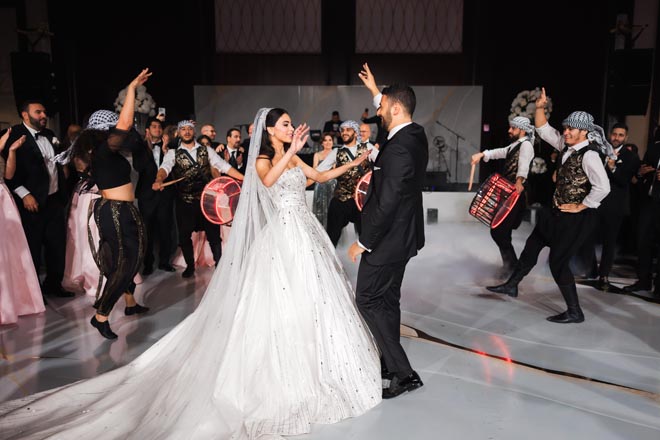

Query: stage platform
[1,209,659,439]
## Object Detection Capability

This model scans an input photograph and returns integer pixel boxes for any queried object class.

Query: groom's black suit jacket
[3,123,66,207]
[359,122,428,266]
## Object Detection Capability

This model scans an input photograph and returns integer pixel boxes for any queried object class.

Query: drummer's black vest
[333,143,371,202]
[553,143,599,208]
[171,146,213,203]
[503,140,523,183]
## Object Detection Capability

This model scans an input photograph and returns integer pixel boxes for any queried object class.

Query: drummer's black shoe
[595,276,609,291]
[486,263,533,298]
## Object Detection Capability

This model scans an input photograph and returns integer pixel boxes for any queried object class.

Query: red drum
[354,171,372,211]
[200,177,242,225]
[468,173,520,229]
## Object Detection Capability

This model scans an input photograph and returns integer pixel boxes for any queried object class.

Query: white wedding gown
[0,166,381,439]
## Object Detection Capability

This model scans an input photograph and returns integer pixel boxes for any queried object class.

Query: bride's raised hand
[289,123,309,154]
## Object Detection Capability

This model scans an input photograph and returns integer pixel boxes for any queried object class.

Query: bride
[0,107,381,439]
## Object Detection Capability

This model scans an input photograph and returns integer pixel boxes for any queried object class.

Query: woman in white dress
[0,107,381,439]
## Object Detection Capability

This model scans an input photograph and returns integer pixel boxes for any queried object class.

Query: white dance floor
[2,220,659,439]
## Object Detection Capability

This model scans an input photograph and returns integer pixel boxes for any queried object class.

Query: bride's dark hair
[259,108,291,160]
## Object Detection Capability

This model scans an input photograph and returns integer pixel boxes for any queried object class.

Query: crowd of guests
[1,91,658,333]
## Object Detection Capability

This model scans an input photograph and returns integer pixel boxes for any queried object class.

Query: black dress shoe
[142,265,154,276]
[382,371,423,399]
[125,304,150,316]
[90,316,118,339]
[623,281,652,293]
[546,309,584,324]
[158,263,176,272]
[182,266,195,278]
[486,282,518,297]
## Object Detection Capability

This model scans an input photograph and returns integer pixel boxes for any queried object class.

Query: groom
[349,64,428,399]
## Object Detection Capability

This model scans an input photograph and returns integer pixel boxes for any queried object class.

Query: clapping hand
[289,123,310,155]
[9,135,26,152]
[0,128,12,153]
[0,129,25,154]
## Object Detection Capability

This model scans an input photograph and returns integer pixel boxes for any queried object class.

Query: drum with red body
[200,177,242,225]
[354,171,372,211]
[468,173,520,229]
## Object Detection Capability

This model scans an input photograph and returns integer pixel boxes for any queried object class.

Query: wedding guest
[312,132,337,228]
[71,69,153,339]
[2,99,74,299]
[0,128,45,325]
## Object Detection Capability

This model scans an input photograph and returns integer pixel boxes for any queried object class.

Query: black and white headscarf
[87,110,119,131]
[339,120,362,143]
[562,111,615,159]
[509,116,535,144]
[177,120,195,130]
[54,110,118,164]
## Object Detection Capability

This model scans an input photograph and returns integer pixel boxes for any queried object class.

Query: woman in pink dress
[0,128,45,325]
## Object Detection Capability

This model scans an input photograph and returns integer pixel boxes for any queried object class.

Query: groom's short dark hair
[381,84,416,117]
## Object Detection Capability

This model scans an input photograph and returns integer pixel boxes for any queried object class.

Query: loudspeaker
[10,52,58,115]
[607,49,653,115]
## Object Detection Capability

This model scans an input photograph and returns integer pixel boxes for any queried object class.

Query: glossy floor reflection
[1,221,659,439]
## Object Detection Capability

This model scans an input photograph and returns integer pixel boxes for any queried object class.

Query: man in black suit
[349,63,428,399]
[2,100,73,297]
[624,128,660,297]
[582,123,640,290]
[322,111,343,145]
[132,117,176,275]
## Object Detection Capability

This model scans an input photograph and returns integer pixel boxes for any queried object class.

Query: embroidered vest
[171,147,212,203]
[503,141,523,183]
[553,143,598,208]
[333,143,372,202]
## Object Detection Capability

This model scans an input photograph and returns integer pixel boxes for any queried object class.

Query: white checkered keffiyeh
[86,110,119,131]
[562,111,615,159]
[177,120,195,130]
[339,120,362,143]
[509,116,535,144]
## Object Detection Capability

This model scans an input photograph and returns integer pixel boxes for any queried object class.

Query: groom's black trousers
[356,257,413,378]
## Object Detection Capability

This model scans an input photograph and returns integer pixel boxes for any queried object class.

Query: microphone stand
[436,121,466,183]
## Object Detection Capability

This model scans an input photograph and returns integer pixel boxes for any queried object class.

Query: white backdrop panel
[194,85,482,183]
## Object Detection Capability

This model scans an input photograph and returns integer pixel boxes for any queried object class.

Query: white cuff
[14,186,30,199]
[357,240,371,252]
[373,93,382,109]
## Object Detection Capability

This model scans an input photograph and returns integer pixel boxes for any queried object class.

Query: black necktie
[229,150,238,168]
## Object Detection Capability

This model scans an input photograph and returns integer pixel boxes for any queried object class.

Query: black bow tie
[34,131,44,139]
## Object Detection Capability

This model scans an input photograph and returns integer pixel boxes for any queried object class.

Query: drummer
[153,120,243,278]
[486,88,611,324]
[471,116,535,276]
[317,120,378,246]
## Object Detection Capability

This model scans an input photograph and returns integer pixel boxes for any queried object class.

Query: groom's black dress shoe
[158,263,176,272]
[382,371,423,399]
[90,316,118,339]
